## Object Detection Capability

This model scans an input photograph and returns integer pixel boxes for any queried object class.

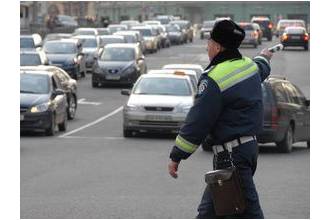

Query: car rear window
[20,37,35,48]
[134,77,192,96]
[286,28,305,34]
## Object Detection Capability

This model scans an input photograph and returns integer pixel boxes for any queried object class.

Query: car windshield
[20,54,42,66]
[166,26,180,32]
[80,38,97,48]
[20,74,50,94]
[20,37,34,48]
[240,24,254,30]
[43,42,77,54]
[101,38,125,46]
[100,47,135,61]
[286,28,305,34]
[136,29,152,36]
[134,77,191,96]
[75,30,95,35]
[203,21,215,28]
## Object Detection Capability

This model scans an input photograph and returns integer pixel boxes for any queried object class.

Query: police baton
[267,43,284,53]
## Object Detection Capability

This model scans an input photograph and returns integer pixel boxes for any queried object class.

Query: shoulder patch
[198,79,208,95]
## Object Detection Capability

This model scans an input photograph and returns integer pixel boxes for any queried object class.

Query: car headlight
[125,104,143,112]
[123,66,136,74]
[176,104,192,114]
[30,101,51,113]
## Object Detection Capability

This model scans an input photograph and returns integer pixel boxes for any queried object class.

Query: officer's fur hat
[210,20,245,49]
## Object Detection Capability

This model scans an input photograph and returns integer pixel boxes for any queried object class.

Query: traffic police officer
[168,20,273,218]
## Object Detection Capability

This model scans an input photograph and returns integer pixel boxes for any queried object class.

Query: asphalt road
[21,35,310,218]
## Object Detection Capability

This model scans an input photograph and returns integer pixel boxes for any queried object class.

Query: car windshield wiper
[20,90,37,94]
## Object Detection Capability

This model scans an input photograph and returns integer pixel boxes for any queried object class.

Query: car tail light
[304,34,309,41]
[282,34,288,41]
[271,106,280,129]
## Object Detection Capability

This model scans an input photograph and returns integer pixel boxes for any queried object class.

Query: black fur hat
[210,20,245,49]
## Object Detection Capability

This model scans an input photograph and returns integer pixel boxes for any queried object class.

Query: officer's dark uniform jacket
[170,49,271,162]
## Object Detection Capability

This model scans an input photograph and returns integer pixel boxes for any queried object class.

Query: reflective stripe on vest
[175,135,199,154]
[208,57,258,92]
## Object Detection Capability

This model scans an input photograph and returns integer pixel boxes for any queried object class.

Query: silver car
[121,73,195,136]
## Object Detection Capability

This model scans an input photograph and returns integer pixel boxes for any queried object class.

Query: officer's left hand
[168,160,179,179]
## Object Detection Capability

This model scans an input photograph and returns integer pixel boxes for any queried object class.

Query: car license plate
[145,115,172,121]
[20,114,24,121]
[291,36,300,40]
[106,75,120,80]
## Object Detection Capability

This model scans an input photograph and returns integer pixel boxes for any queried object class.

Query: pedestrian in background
[168,19,273,218]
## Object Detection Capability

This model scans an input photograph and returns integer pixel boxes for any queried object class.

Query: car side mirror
[52,89,65,98]
[121,89,131,96]
[305,99,310,107]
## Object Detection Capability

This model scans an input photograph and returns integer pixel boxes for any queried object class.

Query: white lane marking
[61,136,125,140]
[59,106,123,138]
[78,98,102,106]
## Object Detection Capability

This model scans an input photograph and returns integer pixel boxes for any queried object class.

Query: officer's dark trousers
[196,141,264,219]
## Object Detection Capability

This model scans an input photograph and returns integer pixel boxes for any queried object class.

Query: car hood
[46,53,76,63]
[127,94,193,107]
[98,60,135,71]
[20,93,50,108]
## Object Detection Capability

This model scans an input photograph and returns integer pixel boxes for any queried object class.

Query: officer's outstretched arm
[253,54,271,82]
[170,77,222,163]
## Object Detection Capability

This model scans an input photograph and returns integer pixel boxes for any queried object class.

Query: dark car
[20,68,67,135]
[200,20,216,39]
[43,39,86,79]
[20,34,42,51]
[22,65,78,120]
[73,35,100,73]
[169,20,194,43]
[238,22,259,48]
[20,50,49,66]
[280,27,309,50]
[257,76,310,152]
[201,76,310,153]
[92,43,147,87]
[165,24,184,45]
[251,16,273,41]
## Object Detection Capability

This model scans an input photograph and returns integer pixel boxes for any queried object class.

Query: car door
[51,75,67,124]
[293,84,310,141]
[282,82,306,141]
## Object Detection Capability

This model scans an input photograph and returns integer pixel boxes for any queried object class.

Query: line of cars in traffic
[20,17,196,136]
[199,16,309,50]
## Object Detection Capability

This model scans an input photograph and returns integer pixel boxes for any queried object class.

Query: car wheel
[58,114,67,132]
[67,94,77,120]
[92,81,98,88]
[307,140,310,149]
[276,125,294,153]
[123,128,134,137]
[45,113,56,136]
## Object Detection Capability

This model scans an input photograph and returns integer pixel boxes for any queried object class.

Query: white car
[148,69,198,92]
[162,64,204,79]
[121,73,195,136]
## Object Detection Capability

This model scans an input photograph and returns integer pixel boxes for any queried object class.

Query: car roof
[73,35,97,39]
[20,65,62,72]
[99,35,125,39]
[20,67,53,77]
[44,38,79,44]
[163,64,203,69]
[251,16,270,21]
[141,73,191,80]
[148,69,197,77]
[20,50,40,55]
[104,43,137,49]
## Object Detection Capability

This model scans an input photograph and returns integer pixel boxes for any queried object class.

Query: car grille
[138,121,180,126]
[108,69,119,74]
[20,107,28,113]
[144,106,174,112]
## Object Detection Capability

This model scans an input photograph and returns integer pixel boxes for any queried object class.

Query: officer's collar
[205,49,242,70]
